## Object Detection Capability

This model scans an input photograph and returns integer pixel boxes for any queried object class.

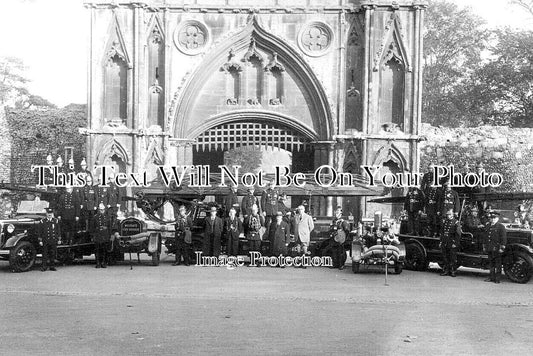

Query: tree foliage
[423,0,533,127]
[0,56,29,105]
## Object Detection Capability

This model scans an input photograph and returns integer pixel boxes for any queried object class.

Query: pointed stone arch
[372,12,411,72]
[170,15,334,141]
[103,13,131,68]
[143,138,164,167]
[145,13,165,44]
[371,142,407,171]
[95,138,131,167]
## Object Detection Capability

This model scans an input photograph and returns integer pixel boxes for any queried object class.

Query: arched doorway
[192,120,315,209]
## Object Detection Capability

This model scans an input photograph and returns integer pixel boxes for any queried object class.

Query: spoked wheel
[504,251,533,284]
[404,243,428,271]
[9,241,36,272]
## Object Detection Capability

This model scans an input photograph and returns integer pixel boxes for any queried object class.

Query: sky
[0,0,531,107]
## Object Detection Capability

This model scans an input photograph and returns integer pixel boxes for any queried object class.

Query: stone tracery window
[104,52,128,125]
[378,56,405,131]
[147,26,165,128]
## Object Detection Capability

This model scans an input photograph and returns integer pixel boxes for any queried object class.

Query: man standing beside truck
[38,208,61,272]
[484,211,507,284]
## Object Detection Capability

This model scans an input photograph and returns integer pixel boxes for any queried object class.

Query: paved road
[0,255,532,356]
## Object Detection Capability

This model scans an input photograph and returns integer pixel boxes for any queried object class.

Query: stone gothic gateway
[83,0,426,218]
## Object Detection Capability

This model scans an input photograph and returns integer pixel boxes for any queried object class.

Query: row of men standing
[173,182,316,266]
[44,173,124,268]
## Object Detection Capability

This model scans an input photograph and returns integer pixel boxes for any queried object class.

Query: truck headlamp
[6,224,15,234]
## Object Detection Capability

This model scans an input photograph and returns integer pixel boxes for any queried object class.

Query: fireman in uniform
[244,204,264,253]
[420,162,435,195]
[439,207,462,277]
[437,177,460,230]
[241,187,261,218]
[38,208,61,271]
[105,172,123,227]
[425,184,439,236]
[173,205,193,266]
[80,175,98,231]
[223,186,240,217]
[484,211,507,284]
[91,203,110,268]
[261,180,279,231]
[57,184,80,244]
[324,206,350,270]
[404,186,425,235]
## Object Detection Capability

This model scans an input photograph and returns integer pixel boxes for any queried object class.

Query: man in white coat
[295,205,314,256]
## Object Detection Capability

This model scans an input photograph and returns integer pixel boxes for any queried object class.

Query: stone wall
[420,123,533,192]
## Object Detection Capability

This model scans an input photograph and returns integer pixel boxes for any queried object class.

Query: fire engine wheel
[504,251,533,284]
[10,241,36,273]
[404,243,428,271]
[151,251,160,266]
[394,262,403,274]
[56,249,75,265]
[352,262,360,274]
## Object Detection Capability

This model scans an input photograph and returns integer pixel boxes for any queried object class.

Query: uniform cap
[45,207,54,213]
[210,206,218,212]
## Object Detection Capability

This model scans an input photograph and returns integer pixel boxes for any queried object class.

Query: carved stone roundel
[174,20,209,55]
[298,21,333,57]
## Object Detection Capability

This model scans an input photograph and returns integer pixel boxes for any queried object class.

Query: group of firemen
[38,158,123,271]
[403,162,512,283]
[37,159,526,282]
[171,180,347,269]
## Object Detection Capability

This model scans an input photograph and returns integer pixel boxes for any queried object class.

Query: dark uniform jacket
[57,191,80,220]
[91,211,110,243]
[269,220,290,255]
[421,171,434,196]
[204,216,224,238]
[425,186,439,213]
[485,222,507,252]
[106,182,123,207]
[241,194,261,216]
[223,191,240,216]
[404,188,425,213]
[81,185,98,211]
[38,218,61,244]
[224,216,243,239]
[261,188,279,216]
[437,188,460,216]
[244,214,264,240]
[96,186,109,207]
[440,217,461,247]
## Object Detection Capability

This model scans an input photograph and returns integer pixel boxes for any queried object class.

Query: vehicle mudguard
[351,241,363,262]
[4,233,29,248]
[504,243,533,256]
[148,233,160,253]
[404,238,427,257]
[398,242,406,260]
